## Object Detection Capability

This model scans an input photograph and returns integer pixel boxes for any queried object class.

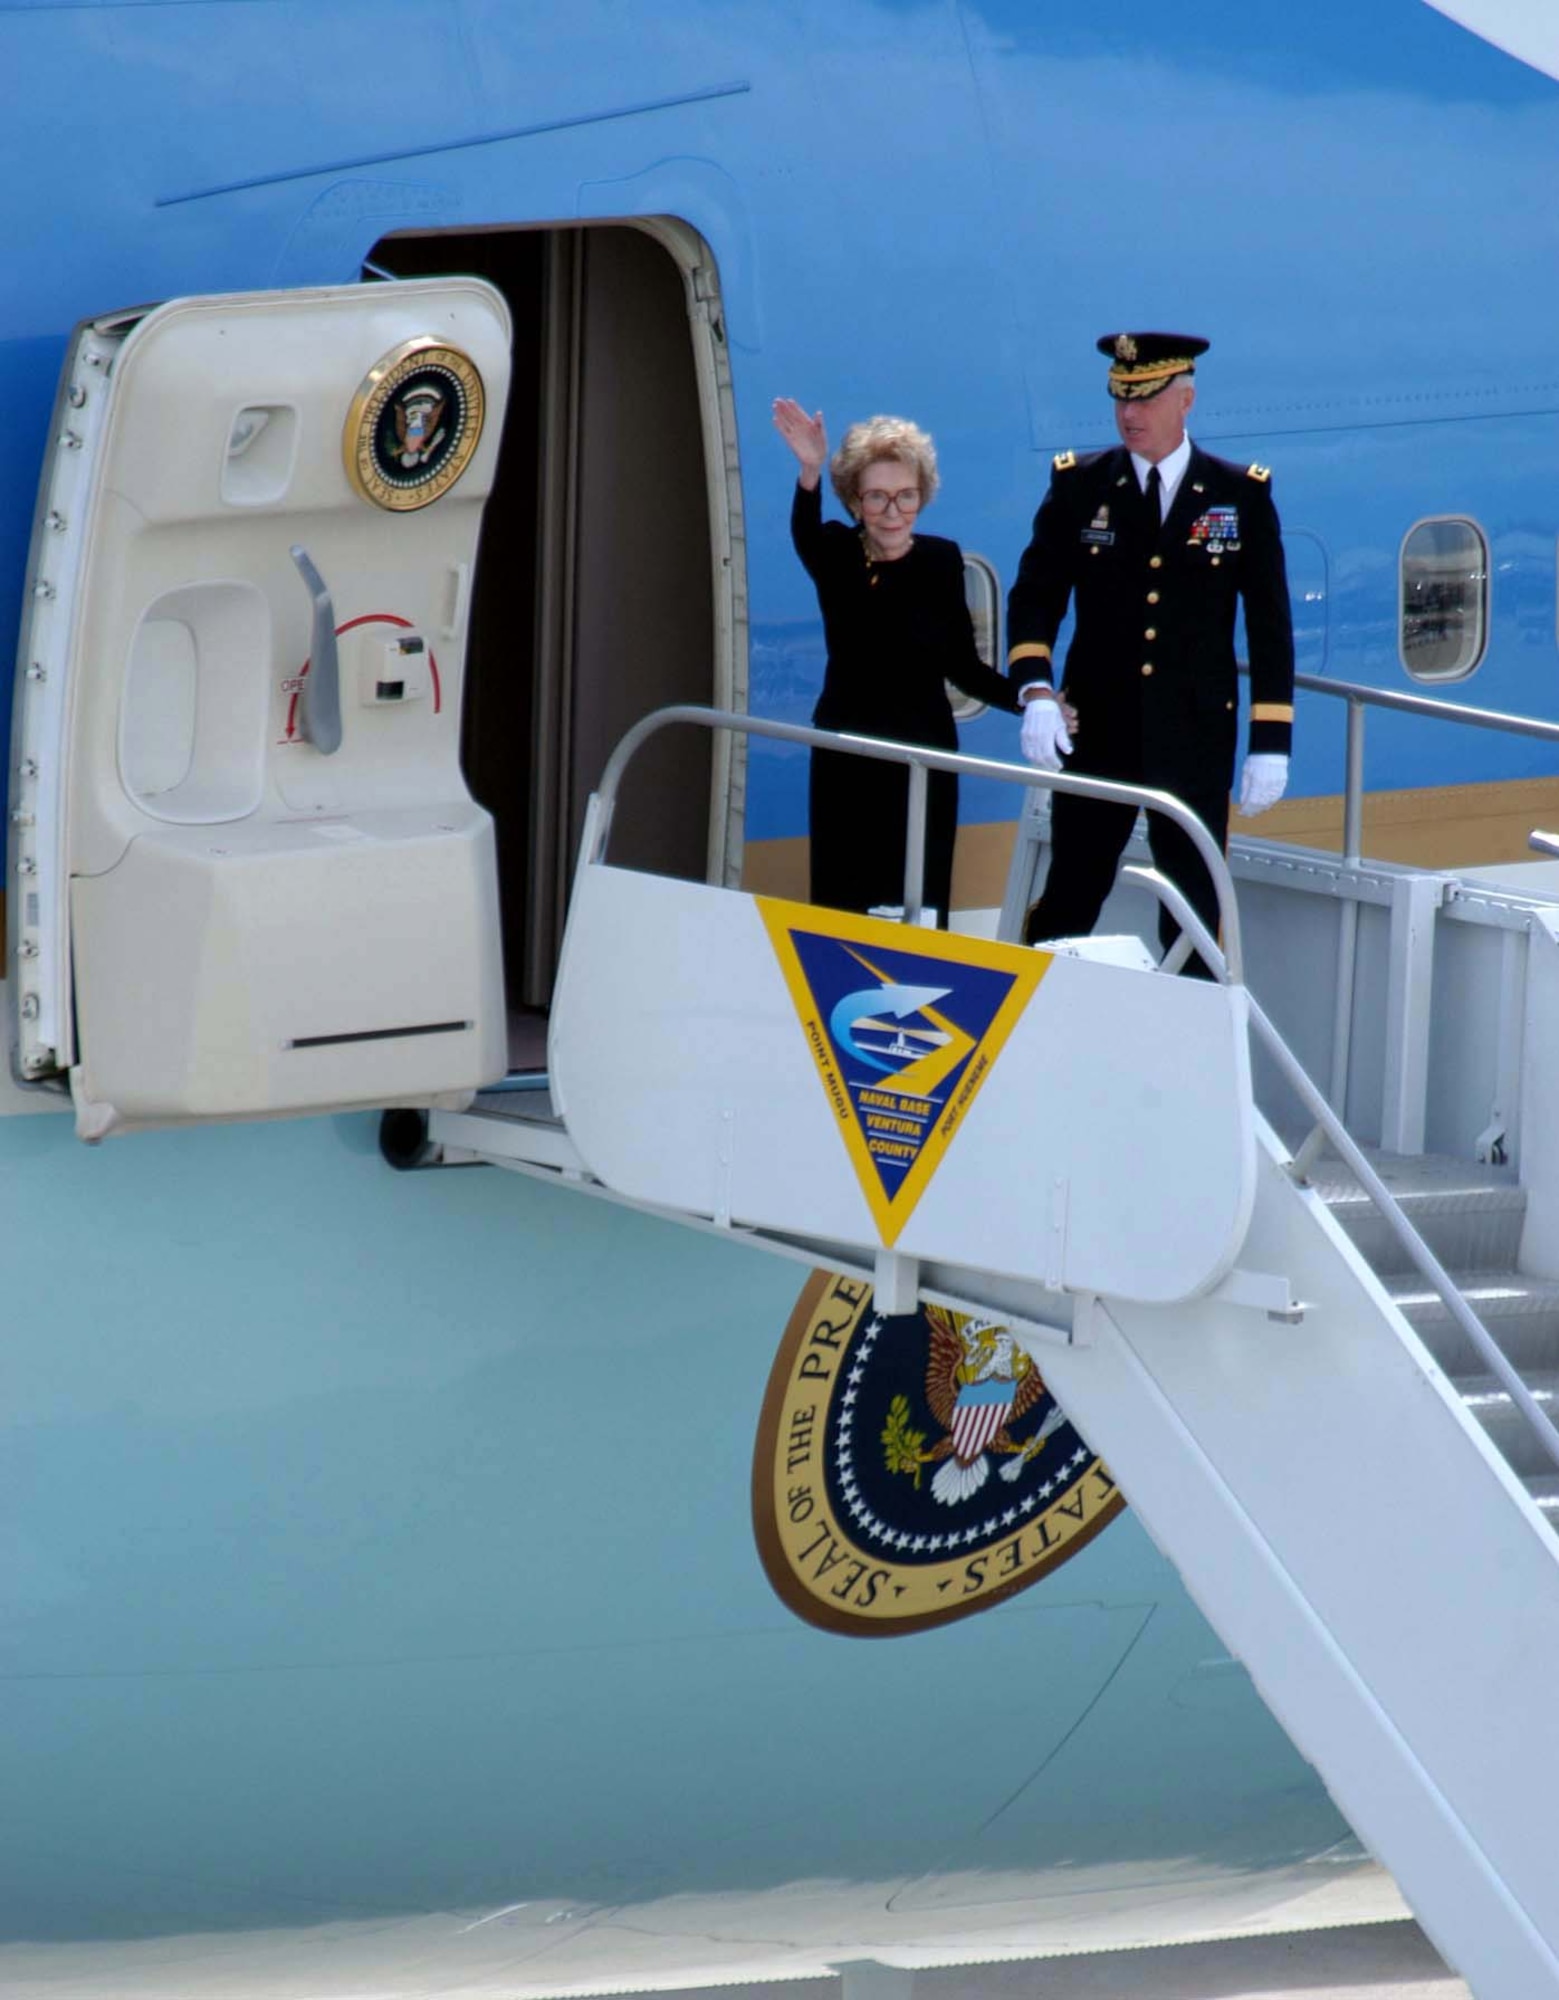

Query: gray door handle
[289,544,342,755]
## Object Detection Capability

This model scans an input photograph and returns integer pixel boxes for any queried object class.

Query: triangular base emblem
[757,900,1051,1244]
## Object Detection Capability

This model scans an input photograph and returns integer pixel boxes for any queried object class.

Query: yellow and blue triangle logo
[757,899,1052,1245]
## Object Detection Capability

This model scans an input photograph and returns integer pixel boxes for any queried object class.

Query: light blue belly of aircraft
[0,1109,1360,1995]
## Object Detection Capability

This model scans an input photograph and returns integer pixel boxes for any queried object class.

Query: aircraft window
[949,552,1001,719]
[1399,517,1487,682]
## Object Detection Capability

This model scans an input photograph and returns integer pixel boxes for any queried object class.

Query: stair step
[1452,1369,1559,1478]
[1388,1271,1559,1376]
[1304,1148,1559,1526]
[1527,1474,1559,1523]
[1312,1150,1524,1274]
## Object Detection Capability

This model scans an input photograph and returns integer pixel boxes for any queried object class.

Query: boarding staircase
[417,706,1559,2000]
[1318,1150,1559,1530]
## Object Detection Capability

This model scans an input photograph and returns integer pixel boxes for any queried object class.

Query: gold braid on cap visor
[1107,358,1196,400]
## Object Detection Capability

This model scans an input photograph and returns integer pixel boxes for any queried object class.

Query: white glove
[1238,752,1289,816]
[1020,694,1073,772]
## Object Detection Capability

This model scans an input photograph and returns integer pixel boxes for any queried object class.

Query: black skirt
[809,748,958,925]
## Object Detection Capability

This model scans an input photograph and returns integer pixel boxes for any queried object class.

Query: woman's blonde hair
[830,414,940,514]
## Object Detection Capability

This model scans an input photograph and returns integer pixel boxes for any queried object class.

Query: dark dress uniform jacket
[1007,444,1294,807]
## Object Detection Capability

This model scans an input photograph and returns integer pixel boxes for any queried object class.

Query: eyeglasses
[859,486,922,514]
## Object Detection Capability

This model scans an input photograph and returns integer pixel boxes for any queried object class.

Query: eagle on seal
[394,386,447,469]
[922,1305,1068,1506]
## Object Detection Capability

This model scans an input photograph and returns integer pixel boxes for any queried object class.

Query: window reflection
[950,552,1000,719]
[1400,518,1487,681]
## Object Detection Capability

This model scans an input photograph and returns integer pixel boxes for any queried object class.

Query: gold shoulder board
[1246,462,1271,482]
[1053,449,1077,472]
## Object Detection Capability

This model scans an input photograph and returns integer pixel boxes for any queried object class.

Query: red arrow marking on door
[283,611,443,742]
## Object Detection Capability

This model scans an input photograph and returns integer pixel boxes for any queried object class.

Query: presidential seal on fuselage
[344,336,485,511]
[751,1270,1126,1636]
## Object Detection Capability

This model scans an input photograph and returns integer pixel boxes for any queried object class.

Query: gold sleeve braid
[1008,642,1053,668]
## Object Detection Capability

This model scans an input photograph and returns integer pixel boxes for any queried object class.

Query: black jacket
[1006,444,1294,801]
[792,481,1018,749]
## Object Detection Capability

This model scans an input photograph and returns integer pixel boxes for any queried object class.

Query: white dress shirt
[1132,432,1192,519]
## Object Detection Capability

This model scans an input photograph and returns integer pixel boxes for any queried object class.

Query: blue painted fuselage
[1,0,1549,1985]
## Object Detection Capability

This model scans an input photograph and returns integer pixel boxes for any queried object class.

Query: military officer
[1009,331,1294,969]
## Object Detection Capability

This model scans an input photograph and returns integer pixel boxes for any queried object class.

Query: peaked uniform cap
[1098,330,1209,400]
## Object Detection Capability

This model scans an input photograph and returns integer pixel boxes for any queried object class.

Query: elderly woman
[773,399,1019,924]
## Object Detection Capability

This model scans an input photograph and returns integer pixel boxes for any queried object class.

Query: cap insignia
[1114,334,1138,362]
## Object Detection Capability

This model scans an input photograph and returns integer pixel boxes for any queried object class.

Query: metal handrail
[1290,665,1559,741]
[591,704,1246,980]
[1237,664,1559,1111]
[591,706,1559,1479]
[1242,664,1559,868]
[1251,990,1559,1482]
[1130,861,1559,1481]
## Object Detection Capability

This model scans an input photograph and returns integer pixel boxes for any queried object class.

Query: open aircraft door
[8,280,511,1138]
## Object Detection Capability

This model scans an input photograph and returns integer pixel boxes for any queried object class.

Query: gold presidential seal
[344,336,485,511]
[752,1270,1126,1637]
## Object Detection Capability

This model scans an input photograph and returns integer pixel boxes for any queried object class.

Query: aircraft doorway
[364,222,741,1056]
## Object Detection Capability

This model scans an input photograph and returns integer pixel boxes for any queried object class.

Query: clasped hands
[1018,689,1077,771]
[1019,689,1290,815]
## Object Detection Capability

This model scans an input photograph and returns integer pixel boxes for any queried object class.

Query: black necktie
[1144,463,1162,533]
